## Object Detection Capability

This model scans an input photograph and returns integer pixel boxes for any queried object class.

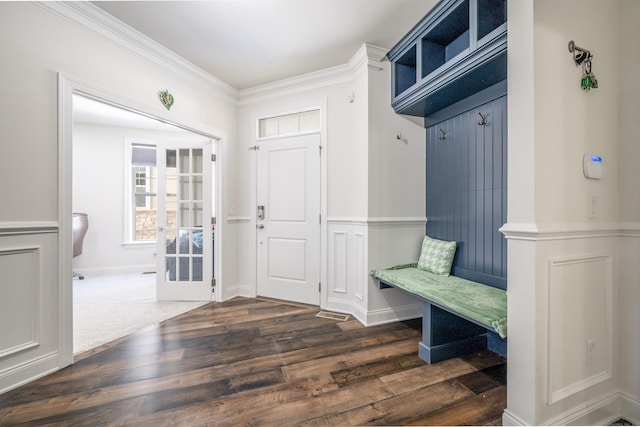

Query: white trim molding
[327,216,426,227]
[501,221,629,241]
[239,43,389,105]
[619,222,640,237]
[226,216,251,224]
[36,2,238,104]
[0,246,41,359]
[545,253,614,404]
[543,390,620,426]
[0,222,59,236]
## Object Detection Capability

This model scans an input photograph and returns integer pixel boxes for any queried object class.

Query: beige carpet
[73,273,208,355]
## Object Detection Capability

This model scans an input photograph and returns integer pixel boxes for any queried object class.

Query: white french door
[256,133,321,305]
[156,140,213,301]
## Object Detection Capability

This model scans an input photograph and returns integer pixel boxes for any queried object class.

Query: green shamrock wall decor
[158,89,174,110]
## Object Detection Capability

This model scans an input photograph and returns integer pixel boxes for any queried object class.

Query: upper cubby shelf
[388,0,507,117]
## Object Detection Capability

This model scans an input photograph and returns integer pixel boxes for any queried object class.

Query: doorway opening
[67,90,221,357]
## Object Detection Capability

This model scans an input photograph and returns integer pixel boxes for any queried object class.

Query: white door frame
[58,74,227,365]
[248,98,328,307]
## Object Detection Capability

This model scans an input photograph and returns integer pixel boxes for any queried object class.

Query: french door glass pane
[179,149,190,173]
[192,149,203,173]
[192,202,203,227]
[192,176,203,200]
[179,176,189,200]
[192,257,203,280]
[163,146,206,284]
[179,257,190,281]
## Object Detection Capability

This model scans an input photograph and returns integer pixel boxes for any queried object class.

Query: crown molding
[36,1,238,104]
[238,43,389,106]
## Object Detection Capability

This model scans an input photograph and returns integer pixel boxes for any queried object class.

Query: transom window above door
[258,109,320,139]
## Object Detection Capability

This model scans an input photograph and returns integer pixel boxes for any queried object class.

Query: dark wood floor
[0,297,506,426]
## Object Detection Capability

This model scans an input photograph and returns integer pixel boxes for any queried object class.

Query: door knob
[257,224,264,229]
[158,226,164,232]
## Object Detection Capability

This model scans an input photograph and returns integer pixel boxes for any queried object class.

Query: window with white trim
[127,141,157,242]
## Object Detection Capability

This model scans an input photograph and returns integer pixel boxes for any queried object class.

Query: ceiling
[73,95,193,133]
[92,0,438,90]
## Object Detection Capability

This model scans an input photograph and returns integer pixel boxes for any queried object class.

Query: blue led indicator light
[591,156,602,163]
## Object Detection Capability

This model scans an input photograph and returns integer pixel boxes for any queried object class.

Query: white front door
[156,141,213,301]
[256,133,321,305]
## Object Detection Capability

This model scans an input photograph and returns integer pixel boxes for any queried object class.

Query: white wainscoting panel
[353,232,365,302]
[0,247,40,358]
[326,220,368,319]
[546,253,613,404]
[219,217,253,301]
[331,231,348,294]
[326,217,425,325]
[0,225,61,394]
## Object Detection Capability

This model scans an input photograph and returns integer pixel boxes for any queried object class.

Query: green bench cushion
[371,264,507,338]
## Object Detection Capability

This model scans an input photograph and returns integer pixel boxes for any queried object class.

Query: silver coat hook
[568,40,592,66]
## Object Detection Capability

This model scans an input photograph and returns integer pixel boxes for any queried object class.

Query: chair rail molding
[501,221,626,241]
[0,222,59,236]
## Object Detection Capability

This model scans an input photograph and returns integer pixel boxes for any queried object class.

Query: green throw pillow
[417,236,457,276]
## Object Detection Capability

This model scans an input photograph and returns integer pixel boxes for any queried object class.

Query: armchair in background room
[72,213,89,280]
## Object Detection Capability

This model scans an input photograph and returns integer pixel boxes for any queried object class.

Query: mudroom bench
[371,264,507,363]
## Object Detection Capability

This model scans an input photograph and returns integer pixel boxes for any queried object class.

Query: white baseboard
[505,391,639,426]
[620,392,640,425]
[325,298,366,324]
[218,284,253,302]
[363,304,422,326]
[558,391,619,426]
[0,352,60,395]
[74,264,156,276]
[502,409,528,426]
[325,299,421,327]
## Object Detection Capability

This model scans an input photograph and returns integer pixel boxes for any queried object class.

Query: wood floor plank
[0,297,507,426]
[217,378,396,427]
[380,352,506,396]
[375,380,476,425]
[302,379,474,426]
[118,374,341,426]
[331,352,425,387]
[282,339,418,381]
[404,385,508,426]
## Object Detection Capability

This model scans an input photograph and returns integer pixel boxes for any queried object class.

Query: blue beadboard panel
[426,95,507,290]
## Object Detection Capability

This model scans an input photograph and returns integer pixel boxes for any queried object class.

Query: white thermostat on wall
[583,154,604,179]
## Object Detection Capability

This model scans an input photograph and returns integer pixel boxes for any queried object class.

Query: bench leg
[418,302,488,364]
[487,330,507,357]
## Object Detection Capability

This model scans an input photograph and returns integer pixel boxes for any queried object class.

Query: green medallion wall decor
[158,89,174,110]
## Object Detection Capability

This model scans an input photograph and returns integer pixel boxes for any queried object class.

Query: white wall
[617,0,640,421]
[0,2,237,393]
[534,1,619,227]
[506,0,640,425]
[234,45,426,323]
[365,49,426,324]
[72,123,210,275]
